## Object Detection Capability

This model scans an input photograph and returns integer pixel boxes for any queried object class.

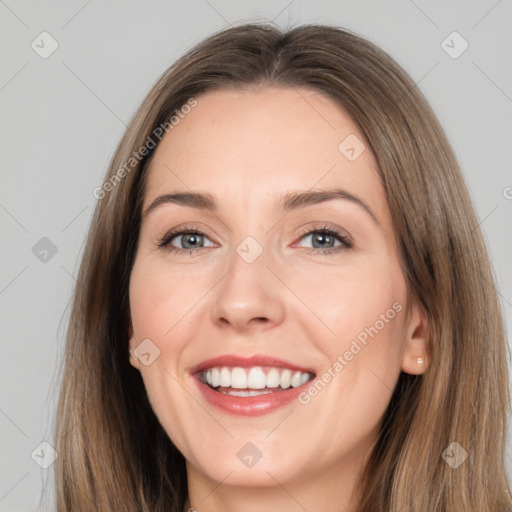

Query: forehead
[143,86,386,220]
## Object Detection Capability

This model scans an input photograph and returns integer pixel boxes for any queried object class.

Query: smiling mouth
[199,366,315,396]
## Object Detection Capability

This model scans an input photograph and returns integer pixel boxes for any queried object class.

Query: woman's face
[128,86,427,498]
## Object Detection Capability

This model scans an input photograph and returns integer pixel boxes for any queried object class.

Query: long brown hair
[54,22,512,511]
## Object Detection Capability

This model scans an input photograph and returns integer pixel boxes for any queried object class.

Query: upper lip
[190,354,316,375]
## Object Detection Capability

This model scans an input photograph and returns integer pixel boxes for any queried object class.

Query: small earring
[417,357,424,367]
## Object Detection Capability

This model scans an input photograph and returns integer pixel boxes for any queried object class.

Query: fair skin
[128,86,429,512]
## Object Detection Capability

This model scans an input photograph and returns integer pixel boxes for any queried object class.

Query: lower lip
[194,376,308,416]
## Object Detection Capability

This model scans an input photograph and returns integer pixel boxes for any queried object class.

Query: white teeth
[280,369,292,389]
[228,390,250,397]
[201,366,314,392]
[211,368,220,387]
[290,371,302,388]
[231,367,247,389]
[247,367,267,389]
[219,367,231,387]
[222,389,272,397]
[266,368,280,388]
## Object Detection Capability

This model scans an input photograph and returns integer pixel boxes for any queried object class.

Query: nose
[210,245,286,333]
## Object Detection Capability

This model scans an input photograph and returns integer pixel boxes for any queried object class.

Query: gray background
[1,1,511,509]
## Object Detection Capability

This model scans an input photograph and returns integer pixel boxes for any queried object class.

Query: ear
[401,301,429,375]
[128,323,141,371]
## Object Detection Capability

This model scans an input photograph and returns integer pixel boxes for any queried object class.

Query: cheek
[293,262,408,427]
[291,271,407,440]
[129,259,205,339]
[291,259,407,359]
[128,261,202,454]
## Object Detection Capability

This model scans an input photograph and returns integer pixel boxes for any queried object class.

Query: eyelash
[155,224,353,256]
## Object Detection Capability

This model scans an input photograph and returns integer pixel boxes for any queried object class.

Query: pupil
[313,233,333,248]
[183,234,202,248]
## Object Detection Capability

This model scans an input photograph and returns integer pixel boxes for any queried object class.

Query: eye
[155,224,353,256]
[294,225,353,255]
[156,227,215,254]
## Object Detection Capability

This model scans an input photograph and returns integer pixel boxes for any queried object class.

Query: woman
[54,23,512,511]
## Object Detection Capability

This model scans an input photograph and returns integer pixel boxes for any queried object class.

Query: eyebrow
[143,188,378,224]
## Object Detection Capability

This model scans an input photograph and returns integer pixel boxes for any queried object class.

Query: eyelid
[291,223,353,254]
[155,222,353,254]
[155,225,216,249]
[293,222,353,244]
